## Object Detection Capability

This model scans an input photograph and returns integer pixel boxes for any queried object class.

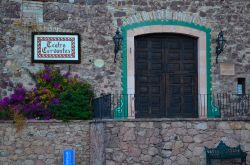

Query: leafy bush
[49,82,93,121]
[0,108,11,120]
[0,66,94,121]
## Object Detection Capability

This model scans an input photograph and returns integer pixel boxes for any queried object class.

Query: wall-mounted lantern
[216,31,226,63]
[113,28,122,63]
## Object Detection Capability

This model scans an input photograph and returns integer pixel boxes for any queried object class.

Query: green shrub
[49,81,94,121]
[0,108,12,120]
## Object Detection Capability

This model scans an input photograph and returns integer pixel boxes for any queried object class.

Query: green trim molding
[114,20,219,118]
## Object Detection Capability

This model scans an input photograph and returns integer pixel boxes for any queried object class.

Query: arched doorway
[135,33,198,118]
[115,20,214,119]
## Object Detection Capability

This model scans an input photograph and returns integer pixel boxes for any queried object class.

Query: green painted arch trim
[115,20,217,118]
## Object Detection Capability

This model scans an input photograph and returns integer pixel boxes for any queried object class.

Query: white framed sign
[32,32,80,63]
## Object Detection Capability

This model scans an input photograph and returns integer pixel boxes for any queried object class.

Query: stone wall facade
[0,0,250,97]
[94,119,250,165]
[0,120,250,165]
[0,121,90,165]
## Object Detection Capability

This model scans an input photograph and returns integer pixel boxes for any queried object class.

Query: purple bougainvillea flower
[10,86,26,103]
[11,94,25,102]
[51,98,60,105]
[13,86,26,95]
[42,73,51,81]
[42,73,51,82]
[24,103,42,112]
[0,97,10,107]
[53,82,61,89]
[11,90,25,101]
[44,66,52,73]
[23,104,30,112]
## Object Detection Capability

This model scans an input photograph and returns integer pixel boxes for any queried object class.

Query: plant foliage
[0,66,94,121]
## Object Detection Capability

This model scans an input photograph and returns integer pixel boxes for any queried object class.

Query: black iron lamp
[216,31,226,63]
[113,28,122,63]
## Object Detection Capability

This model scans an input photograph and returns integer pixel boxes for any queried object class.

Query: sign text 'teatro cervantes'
[32,32,80,63]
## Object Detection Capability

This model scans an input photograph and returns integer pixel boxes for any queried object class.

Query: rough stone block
[3,2,21,18]
[195,123,208,130]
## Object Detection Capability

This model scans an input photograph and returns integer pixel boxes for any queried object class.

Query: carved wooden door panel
[135,34,198,118]
[135,36,165,118]
[165,35,198,117]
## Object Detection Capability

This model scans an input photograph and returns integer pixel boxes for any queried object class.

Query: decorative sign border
[32,32,81,64]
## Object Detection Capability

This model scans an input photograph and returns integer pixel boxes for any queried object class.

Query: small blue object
[63,149,75,165]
